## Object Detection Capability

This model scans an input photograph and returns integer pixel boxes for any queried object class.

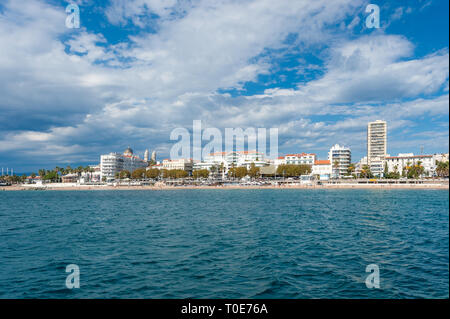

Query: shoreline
[1,183,448,191]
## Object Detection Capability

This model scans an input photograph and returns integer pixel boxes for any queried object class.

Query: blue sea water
[0,189,448,299]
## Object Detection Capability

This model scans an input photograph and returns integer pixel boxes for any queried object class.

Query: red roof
[209,152,226,156]
[314,160,330,165]
[285,153,316,157]
[386,155,432,159]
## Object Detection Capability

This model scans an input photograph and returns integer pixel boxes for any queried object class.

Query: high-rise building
[144,149,149,162]
[367,120,387,177]
[100,147,147,180]
[328,144,351,178]
[151,150,156,162]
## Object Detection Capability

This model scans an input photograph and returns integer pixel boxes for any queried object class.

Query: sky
[0,0,448,173]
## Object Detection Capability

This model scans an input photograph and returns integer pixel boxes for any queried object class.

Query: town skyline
[0,0,448,172]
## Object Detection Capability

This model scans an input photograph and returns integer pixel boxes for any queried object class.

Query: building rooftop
[314,160,331,165]
[386,154,433,159]
[285,153,316,157]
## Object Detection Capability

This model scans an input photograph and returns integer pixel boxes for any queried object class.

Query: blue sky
[0,0,448,173]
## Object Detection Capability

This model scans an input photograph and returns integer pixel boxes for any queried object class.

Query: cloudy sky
[0,0,448,172]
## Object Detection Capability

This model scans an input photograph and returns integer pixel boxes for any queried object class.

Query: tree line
[0,165,96,183]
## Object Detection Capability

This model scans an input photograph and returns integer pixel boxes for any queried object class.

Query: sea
[0,189,448,298]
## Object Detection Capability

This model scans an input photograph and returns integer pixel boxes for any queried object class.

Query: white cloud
[0,0,448,170]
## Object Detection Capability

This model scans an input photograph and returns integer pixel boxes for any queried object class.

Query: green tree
[119,170,131,179]
[436,160,449,177]
[161,169,170,179]
[406,161,424,179]
[168,169,188,179]
[333,160,340,178]
[248,163,260,179]
[360,165,374,178]
[383,162,389,178]
[131,168,146,180]
[43,170,59,182]
[193,169,209,179]
[347,163,356,176]
[276,164,311,177]
[145,168,160,179]
[228,166,248,179]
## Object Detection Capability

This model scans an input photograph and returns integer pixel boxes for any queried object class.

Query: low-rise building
[312,160,332,180]
[284,153,316,165]
[433,153,449,164]
[193,150,267,175]
[355,156,368,176]
[273,156,286,167]
[160,158,194,174]
[62,173,78,183]
[385,153,435,177]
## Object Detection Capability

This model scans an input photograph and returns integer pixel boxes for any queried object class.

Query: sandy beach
[1,183,448,191]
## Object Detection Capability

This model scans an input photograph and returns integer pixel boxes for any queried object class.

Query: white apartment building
[355,156,368,176]
[367,120,387,177]
[79,165,102,183]
[328,144,351,178]
[159,158,194,174]
[433,153,449,164]
[193,151,267,174]
[100,147,147,180]
[385,153,435,177]
[312,160,332,180]
[273,156,286,167]
[284,153,316,165]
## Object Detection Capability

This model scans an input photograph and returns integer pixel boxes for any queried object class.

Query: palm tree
[333,160,339,179]
[347,163,355,176]
[219,162,225,180]
[436,160,449,177]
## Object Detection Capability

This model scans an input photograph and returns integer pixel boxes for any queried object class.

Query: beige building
[367,120,387,177]
[385,153,435,177]
[160,158,194,174]
[312,160,332,180]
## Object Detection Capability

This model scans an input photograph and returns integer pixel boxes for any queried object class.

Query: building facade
[328,144,351,178]
[193,150,267,175]
[312,160,332,180]
[367,120,387,177]
[100,147,148,180]
[355,156,368,176]
[385,153,435,177]
[159,158,194,174]
[284,153,316,165]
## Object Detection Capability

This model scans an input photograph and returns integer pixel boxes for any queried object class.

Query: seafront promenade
[2,180,448,191]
